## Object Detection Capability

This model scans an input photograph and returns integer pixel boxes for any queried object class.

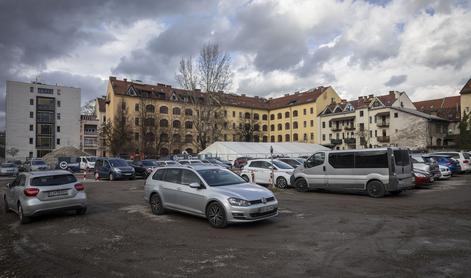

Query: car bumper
[415,176,433,185]
[387,177,414,191]
[22,193,87,216]
[114,172,135,179]
[227,201,278,223]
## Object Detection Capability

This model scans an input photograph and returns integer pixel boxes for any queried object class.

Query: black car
[128,160,158,178]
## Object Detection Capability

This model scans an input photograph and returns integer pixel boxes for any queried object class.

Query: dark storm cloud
[384,74,407,87]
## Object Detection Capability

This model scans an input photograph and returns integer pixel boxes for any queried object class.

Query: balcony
[344,138,356,145]
[377,121,390,127]
[377,136,390,143]
[344,126,356,131]
[331,126,342,132]
[84,131,97,136]
[330,139,342,145]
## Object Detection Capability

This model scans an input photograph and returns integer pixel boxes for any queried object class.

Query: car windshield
[31,174,77,186]
[32,160,46,165]
[109,159,128,167]
[273,160,294,169]
[412,156,425,163]
[142,160,157,166]
[1,163,15,168]
[197,169,246,187]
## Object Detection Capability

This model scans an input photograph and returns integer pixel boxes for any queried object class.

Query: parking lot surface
[1,175,471,278]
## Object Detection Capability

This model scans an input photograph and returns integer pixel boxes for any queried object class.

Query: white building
[5,80,81,159]
[80,115,99,155]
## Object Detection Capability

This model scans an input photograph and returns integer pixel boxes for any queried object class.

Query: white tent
[199,142,330,162]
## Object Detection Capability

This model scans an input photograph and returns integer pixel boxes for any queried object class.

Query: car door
[5,175,20,209]
[11,175,26,211]
[178,169,206,215]
[303,152,327,188]
[159,168,182,209]
[258,161,273,184]
[102,160,111,178]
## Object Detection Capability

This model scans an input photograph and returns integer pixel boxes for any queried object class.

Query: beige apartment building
[319,91,452,150]
[79,115,99,155]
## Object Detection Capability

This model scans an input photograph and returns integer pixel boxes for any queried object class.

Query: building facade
[460,78,471,118]
[95,97,107,156]
[5,81,81,159]
[319,91,451,150]
[80,115,99,155]
[104,77,340,156]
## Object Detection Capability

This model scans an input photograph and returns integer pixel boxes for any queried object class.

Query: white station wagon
[240,159,294,189]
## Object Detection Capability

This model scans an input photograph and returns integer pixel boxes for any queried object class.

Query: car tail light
[74,183,85,191]
[24,188,39,197]
[463,160,469,164]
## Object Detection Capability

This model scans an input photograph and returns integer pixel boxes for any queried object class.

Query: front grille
[249,208,278,218]
[249,196,275,205]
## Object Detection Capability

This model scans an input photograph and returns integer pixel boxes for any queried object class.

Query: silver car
[26,159,49,171]
[3,170,87,224]
[144,165,278,228]
[0,163,19,176]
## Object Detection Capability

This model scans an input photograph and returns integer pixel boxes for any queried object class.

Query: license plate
[259,205,274,213]
[123,173,132,176]
[48,190,68,197]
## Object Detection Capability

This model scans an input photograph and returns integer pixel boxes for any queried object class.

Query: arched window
[277,124,282,130]
[160,106,168,114]
[293,133,298,141]
[144,132,155,141]
[185,148,193,154]
[285,111,290,118]
[263,136,268,142]
[160,148,169,156]
[254,124,260,131]
[245,112,251,119]
[262,114,268,121]
[270,114,275,120]
[253,135,259,142]
[144,118,155,127]
[173,149,180,155]
[145,104,155,113]
[293,121,298,129]
[277,113,282,119]
[293,110,298,117]
[185,121,193,129]
[173,120,181,128]
[160,119,168,128]
[285,122,290,130]
[185,134,193,143]
[173,134,181,143]
[285,134,290,141]
[160,133,169,142]
[278,135,283,142]
[262,125,268,131]
[253,113,259,120]
[185,109,193,116]
[271,136,275,142]
[270,125,275,131]
[173,107,181,115]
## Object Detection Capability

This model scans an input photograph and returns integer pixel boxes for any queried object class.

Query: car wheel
[206,202,227,228]
[150,193,165,215]
[366,181,385,198]
[76,207,87,215]
[390,190,402,196]
[3,195,9,213]
[18,203,31,224]
[241,175,250,182]
[95,172,100,180]
[294,178,309,192]
[109,173,115,181]
[275,177,288,189]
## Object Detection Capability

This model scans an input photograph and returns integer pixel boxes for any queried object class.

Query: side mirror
[268,166,274,170]
[303,161,308,168]
[189,182,201,189]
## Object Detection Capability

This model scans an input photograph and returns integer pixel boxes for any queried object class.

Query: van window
[393,150,410,166]
[355,151,388,168]
[152,169,165,180]
[305,152,325,168]
[163,169,182,183]
[329,152,354,168]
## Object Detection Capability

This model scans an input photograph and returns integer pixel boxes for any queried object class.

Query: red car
[413,169,434,186]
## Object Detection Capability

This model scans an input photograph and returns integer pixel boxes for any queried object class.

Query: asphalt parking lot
[1,175,471,278]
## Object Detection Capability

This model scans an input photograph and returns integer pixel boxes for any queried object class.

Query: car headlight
[113,167,121,172]
[228,197,251,207]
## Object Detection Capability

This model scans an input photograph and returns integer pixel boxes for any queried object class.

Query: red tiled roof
[323,92,398,114]
[108,77,328,110]
[97,97,106,113]
[460,78,471,95]
[413,96,461,121]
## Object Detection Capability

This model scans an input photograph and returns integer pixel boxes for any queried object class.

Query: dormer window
[126,86,137,96]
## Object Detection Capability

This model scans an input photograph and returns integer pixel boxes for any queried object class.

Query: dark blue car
[426,155,461,175]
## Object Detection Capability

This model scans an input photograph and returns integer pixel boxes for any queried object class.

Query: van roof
[325,147,403,154]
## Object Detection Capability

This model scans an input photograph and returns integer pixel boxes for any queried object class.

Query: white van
[80,156,97,170]
[240,159,294,189]
[291,148,414,197]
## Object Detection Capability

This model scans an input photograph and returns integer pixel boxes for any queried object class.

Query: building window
[310,107,313,114]
[394,112,398,118]
[270,136,275,142]
[310,133,314,140]
[322,122,325,128]
[303,109,306,115]
[262,114,268,121]
[270,114,275,120]
[245,112,251,119]
[285,111,290,118]
[160,106,168,114]
[185,121,193,129]
[369,116,372,123]
[285,122,290,130]
[310,120,314,127]
[160,119,168,127]
[30,87,34,93]
[30,99,34,105]
[29,125,33,131]
[360,111,364,117]
[293,133,298,141]
[57,113,61,120]
[29,138,33,144]
[293,110,298,117]
[38,88,53,94]
[135,104,139,111]
[57,138,60,145]
[135,117,140,126]
[304,133,307,141]
[253,113,259,120]
[262,125,268,131]
[57,100,61,107]
[278,135,283,142]
[293,122,298,129]
[57,126,60,132]
[173,120,181,128]
[271,125,275,131]
[277,113,282,119]
[277,123,282,130]
[232,111,235,117]
[285,134,290,141]
[322,134,326,141]
[173,107,181,115]
[303,121,307,128]
[30,112,34,118]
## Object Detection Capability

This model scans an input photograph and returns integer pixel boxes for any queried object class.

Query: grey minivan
[291,148,414,197]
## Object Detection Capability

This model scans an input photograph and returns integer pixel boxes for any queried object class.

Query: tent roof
[42,146,88,166]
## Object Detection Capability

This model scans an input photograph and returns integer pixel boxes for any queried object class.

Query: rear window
[355,151,389,168]
[31,174,77,186]
[393,150,410,166]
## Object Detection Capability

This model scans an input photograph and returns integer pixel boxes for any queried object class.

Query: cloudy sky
[1,0,471,129]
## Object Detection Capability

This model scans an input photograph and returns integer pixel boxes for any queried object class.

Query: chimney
[195,89,201,92]
[284,93,289,97]
[389,91,395,96]
[294,91,299,95]
[166,85,172,88]
[157,83,165,86]
[368,94,373,98]
[269,97,273,100]
[241,94,246,97]
[109,76,116,81]
[123,78,127,82]
[254,96,259,99]
[358,96,363,100]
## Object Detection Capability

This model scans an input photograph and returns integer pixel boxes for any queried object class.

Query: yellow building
[104,77,340,156]
[460,78,471,118]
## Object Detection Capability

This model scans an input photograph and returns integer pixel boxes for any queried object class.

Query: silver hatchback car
[144,165,278,228]
[3,170,87,224]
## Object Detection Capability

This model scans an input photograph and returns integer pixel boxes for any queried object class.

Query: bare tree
[236,113,261,142]
[176,42,232,151]
[100,100,134,156]
[81,99,96,116]
[6,147,19,158]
